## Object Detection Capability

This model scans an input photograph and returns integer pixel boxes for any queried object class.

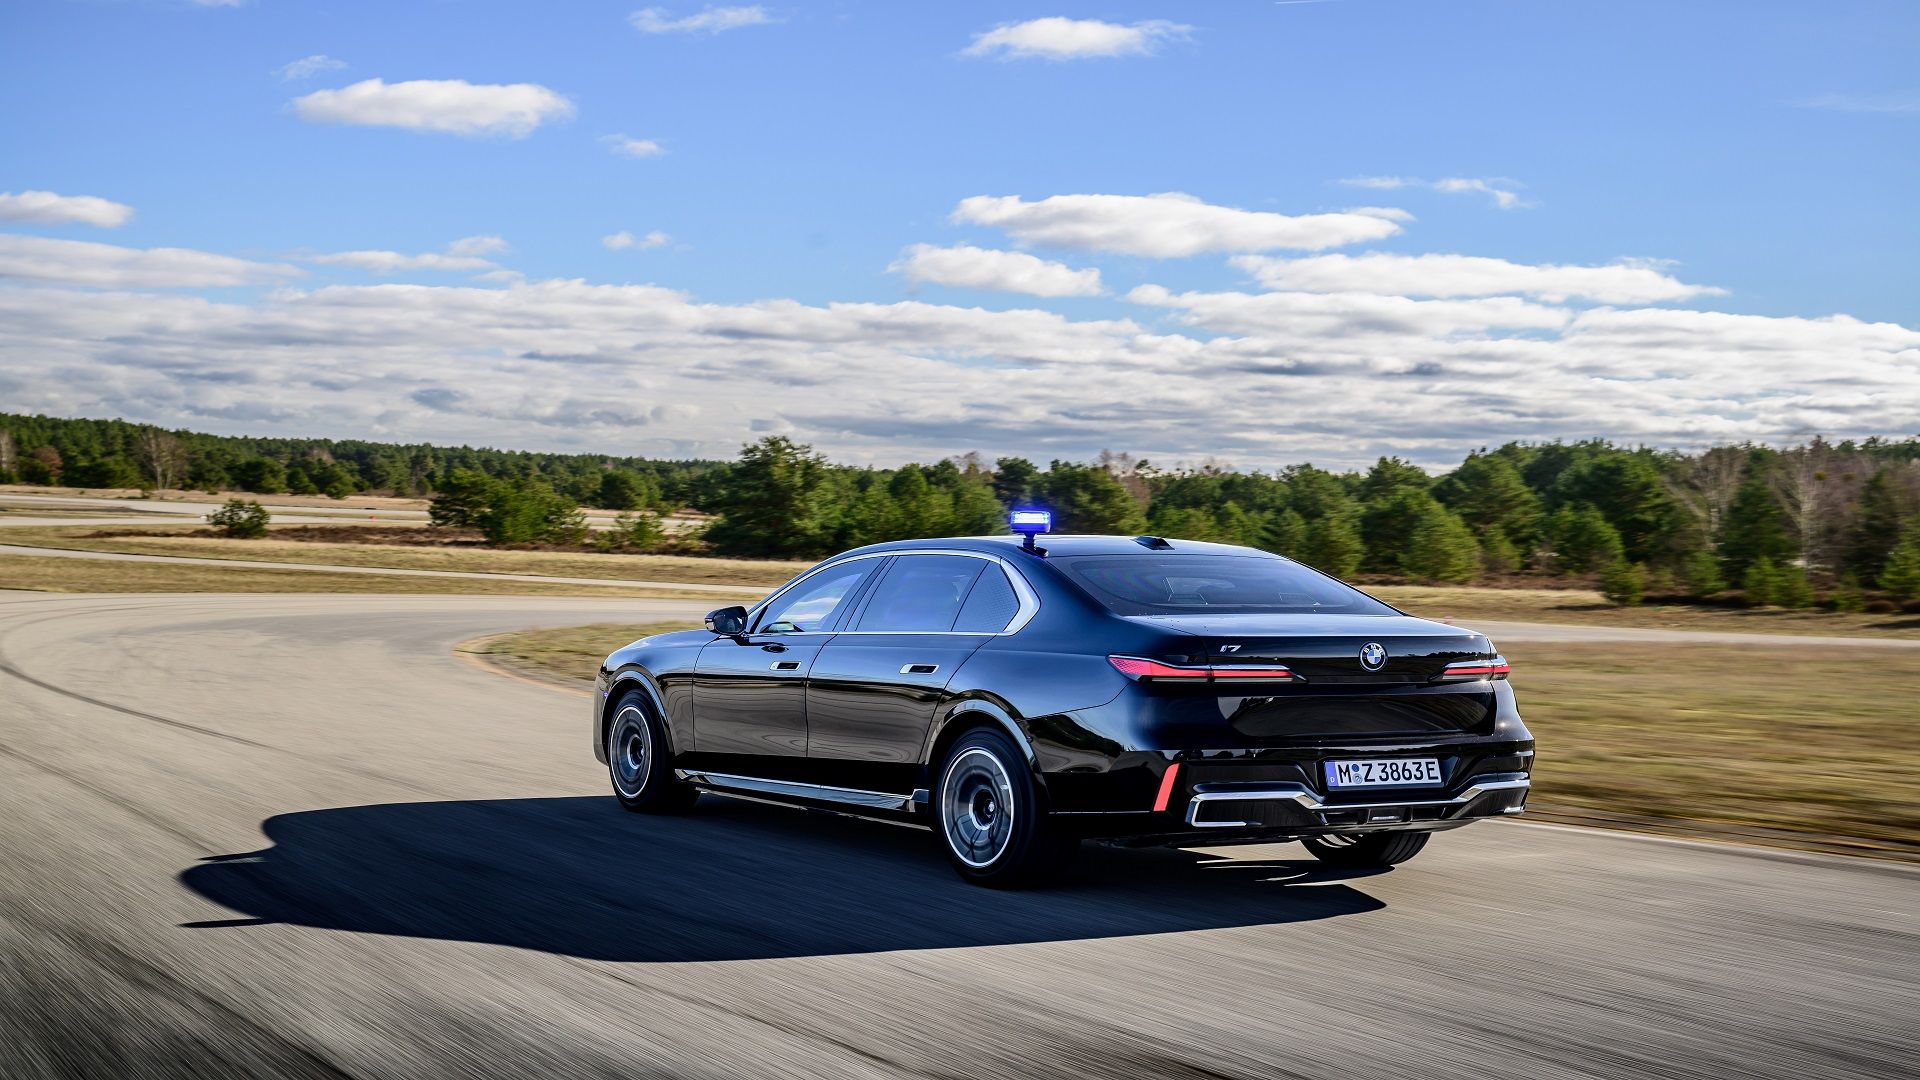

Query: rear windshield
[1054,554,1397,616]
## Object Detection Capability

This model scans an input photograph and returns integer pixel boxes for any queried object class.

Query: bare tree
[135,427,189,492]
[1098,449,1150,504]
[0,429,15,478]
[1666,445,1747,541]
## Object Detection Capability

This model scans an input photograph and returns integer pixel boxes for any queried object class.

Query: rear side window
[854,555,985,632]
[952,564,1022,633]
[1054,554,1396,616]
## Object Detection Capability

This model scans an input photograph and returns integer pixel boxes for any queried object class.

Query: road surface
[1,592,1914,1079]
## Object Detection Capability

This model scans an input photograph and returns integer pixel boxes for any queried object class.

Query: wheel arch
[603,670,677,758]
[924,698,1038,783]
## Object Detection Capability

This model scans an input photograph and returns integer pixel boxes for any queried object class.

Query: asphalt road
[1,592,1914,1080]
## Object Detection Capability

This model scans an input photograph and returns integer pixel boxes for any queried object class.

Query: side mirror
[705,606,749,635]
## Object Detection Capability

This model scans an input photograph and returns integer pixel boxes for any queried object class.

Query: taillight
[1108,656,1210,680]
[1109,656,1297,682]
[1435,657,1510,681]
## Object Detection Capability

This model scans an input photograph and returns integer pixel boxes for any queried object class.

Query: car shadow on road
[178,795,1389,961]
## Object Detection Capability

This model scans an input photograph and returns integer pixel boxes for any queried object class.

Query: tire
[606,691,698,814]
[934,727,1077,888]
[1300,830,1430,868]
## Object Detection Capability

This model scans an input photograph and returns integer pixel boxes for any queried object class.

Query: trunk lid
[1126,613,1492,684]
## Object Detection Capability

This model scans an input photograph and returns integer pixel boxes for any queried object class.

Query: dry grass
[475,624,1920,860]
[0,525,805,587]
[1373,584,1920,639]
[0,554,723,598]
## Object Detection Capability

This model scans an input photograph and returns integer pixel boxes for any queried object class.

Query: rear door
[688,558,880,781]
[805,554,1016,793]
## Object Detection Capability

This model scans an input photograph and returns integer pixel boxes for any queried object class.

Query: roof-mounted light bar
[1008,508,1051,554]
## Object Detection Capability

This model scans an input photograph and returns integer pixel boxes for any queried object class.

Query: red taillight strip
[1108,655,1210,679]
[1437,657,1510,680]
[1109,656,1297,682]
[1152,762,1181,812]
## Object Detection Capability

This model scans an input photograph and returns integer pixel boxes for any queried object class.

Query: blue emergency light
[1009,508,1051,553]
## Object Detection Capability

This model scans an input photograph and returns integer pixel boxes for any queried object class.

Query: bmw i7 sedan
[593,528,1535,886]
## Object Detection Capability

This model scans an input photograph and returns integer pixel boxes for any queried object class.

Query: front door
[688,557,880,781]
[806,554,1007,793]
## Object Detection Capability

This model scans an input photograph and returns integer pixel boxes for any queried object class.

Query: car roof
[835,535,1284,559]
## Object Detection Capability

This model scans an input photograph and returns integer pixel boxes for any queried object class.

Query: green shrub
[207,499,270,539]
[1400,505,1481,583]
[1680,549,1725,596]
[1774,565,1813,609]
[1600,561,1646,606]
[1830,573,1866,613]
[1742,556,1779,607]
[1881,534,1920,602]
[600,510,665,551]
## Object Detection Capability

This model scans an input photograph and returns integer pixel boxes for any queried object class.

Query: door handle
[770,660,801,671]
[761,643,787,653]
[900,663,939,675]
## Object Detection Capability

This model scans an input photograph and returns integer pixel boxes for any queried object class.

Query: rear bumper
[1184,774,1529,830]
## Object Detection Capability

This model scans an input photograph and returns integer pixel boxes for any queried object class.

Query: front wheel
[934,728,1076,888]
[606,693,698,813]
[1300,830,1429,867]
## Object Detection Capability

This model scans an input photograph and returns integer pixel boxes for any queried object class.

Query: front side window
[758,561,873,633]
[854,555,985,632]
[1054,554,1397,616]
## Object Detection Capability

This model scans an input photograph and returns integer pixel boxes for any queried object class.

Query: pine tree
[1881,533,1920,602]
[1773,565,1814,609]
[1400,505,1481,583]
[1479,525,1520,575]
[1742,556,1780,607]
[1302,513,1364,578]
[1261,507,1307,558]
[1547,505,1625,574]
[1681,549,1726,595]
[1718,474,1796,580]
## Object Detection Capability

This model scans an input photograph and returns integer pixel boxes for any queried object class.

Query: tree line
[4,413,1918,606]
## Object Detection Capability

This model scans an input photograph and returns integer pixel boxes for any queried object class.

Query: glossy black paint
[595,535,1536,845]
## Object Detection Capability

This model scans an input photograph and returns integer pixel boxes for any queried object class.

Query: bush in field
[1741,557,1779,607]
[1478,525,1520,575]
[1881,533,1920,602]
[207,499,270,539]
[1600,561,1646,606]
[429,468,498,528]
[1830,573,1866,613]
[478,482,588,546]
[1681,549,1726,596]
[600,510,665,551]
[1773,565,1814,609]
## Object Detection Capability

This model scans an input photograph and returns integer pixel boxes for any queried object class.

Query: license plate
[1325,758,1442,789]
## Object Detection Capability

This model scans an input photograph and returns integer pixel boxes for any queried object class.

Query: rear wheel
[1301,830,1429,867]
[935,728,1076,887]
[607,692,698,813]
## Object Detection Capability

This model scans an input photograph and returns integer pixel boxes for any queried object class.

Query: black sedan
[594,529,1534,886]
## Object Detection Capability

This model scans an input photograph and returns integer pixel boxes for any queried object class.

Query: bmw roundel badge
[1359,642,1387,670]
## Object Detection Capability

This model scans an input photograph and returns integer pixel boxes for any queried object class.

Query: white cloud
[1794,92,1920,114]
[629,6,772,34]
[291,78,574,138]
[962,17,1189,60]
[276,54,347,81]
[0,235,300,288]
[310,236,508,273]
[889,243,1103,298]
[0,190,135,228]
[952,192,1403,257]
[1342,175,1529,209]
[1231,252,1726,304]
[603,230,671,251]
[601,134,666,158]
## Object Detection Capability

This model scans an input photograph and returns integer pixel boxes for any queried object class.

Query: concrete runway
[1,591,1914,1079]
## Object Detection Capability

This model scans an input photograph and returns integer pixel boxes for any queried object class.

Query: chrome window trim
[1184,778,1531,828]
[748,548,1040,637]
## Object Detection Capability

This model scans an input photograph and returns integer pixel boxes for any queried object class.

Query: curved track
[0,592,1914,1079]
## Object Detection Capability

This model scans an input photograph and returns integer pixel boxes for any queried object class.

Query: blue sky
[1,1,1915,468]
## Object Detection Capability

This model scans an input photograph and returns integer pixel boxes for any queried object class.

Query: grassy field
[0,525,804,587]
[475,623,1920,861]
[0,554,729,599]
[7,524,1916,638]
